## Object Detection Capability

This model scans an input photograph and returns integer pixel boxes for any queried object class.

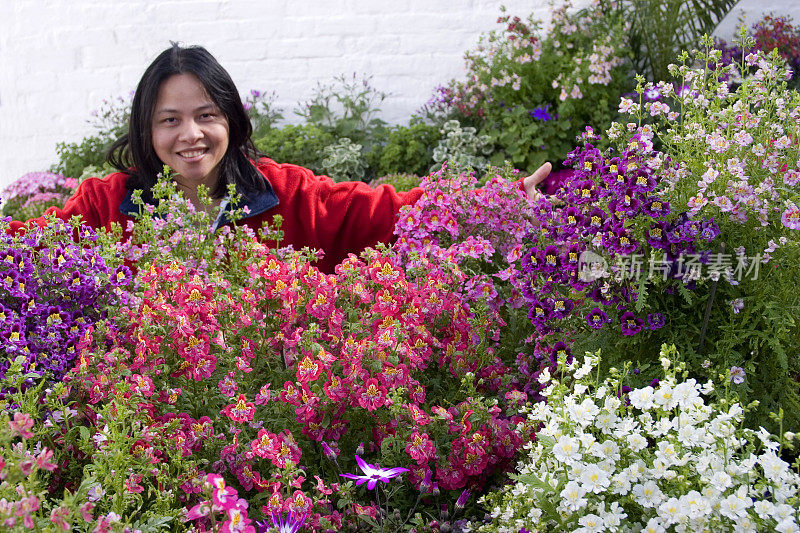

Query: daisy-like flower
[340,455,409,490]
[260,510,307,533]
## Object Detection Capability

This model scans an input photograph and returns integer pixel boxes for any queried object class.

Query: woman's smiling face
[151,73,229,194]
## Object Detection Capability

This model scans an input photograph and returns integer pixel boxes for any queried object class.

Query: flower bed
[2,8,800,533]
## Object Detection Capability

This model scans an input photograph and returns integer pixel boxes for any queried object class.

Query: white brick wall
[1,0,798,191]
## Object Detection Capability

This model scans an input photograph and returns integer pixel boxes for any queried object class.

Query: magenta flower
[341,454,409,490]
[262,510,307,533]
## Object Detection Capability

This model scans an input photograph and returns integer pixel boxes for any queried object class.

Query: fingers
[524,162,552,201]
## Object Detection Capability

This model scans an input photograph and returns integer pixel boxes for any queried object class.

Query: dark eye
[163,117,177,124]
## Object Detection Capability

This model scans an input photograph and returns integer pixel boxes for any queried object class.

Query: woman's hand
[523,162,552,202]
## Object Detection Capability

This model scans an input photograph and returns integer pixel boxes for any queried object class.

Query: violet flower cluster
[521,128,720,340]
[0,218,132,389]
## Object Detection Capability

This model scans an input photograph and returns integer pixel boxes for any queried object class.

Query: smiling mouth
[177,148,208,159]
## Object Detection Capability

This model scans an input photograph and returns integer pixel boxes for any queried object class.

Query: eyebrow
[154,103,217,115]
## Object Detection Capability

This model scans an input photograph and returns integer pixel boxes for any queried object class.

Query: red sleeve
[261,160,422,271]
[6,174,126,236]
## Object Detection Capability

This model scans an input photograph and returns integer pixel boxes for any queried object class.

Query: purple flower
[647,313,665,330]
[550,296,575,319]
[699,219,721,241]
[455,489,471,511]
[542,245,560,271]
[529,105,553,121]
[549,341,572,365]
[731,298,745,314]
[586,307,608,329]
[781,204,800,230]
[642,197,670,219]
[260,510,307,533]
[620,312,644,336]
[340,455,409,490]
[729,366,745,384]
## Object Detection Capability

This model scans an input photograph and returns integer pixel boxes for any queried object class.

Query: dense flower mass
[475,345,800,533]
[0,216,130,388]
[1,172,79,222]
[519,127,718,342]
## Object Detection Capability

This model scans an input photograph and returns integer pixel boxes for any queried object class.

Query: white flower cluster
[473,346,800,533]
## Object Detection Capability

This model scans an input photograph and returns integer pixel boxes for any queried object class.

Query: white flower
[629,386,654,410]
[553,435,581,464]
[596,439,621,462]
[569,398,600,426]
[626,432,647,452]
[753,499,774,520]
[610,470,632,495]
[641,516,667,533]
[581,463,611,494]
[679,490,711,519]
[653,385,678,410]
[632,480,664,508]
[577,513,604,533]
[595,410,617,433]
[655,441,679,466]
[760,452,789,482]
[775,518,800,533]
[657,497,684,525]
[601,501,627,528]
[720,491,751,520]
[710,471,732,491]
[560,480,588,511]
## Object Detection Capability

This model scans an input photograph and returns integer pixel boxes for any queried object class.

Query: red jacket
[9,158,423,273]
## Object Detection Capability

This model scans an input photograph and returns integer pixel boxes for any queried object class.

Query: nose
[178,119,203,143]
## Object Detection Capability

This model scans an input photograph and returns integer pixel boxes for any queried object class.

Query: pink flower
[221,394,255,423]
[357,378,388,411]
[124,473,144,493]
[9,412,34,438]
[50,506,70,530]
[35,447,57,471]
[405,432,437,464]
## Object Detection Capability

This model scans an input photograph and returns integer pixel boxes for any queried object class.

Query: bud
[440,503,449,521]
[356,442,365,456]
[455,489,471,512]
[320,441,339,461]
[419,469,433,494]
[431,482,440,497]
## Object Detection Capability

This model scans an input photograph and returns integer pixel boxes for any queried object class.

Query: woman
[9,44,550,272]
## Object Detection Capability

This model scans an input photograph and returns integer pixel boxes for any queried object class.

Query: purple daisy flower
[620,311,644,336]
[647,313,666,330]
[341,454,409,490]
[586,307,608,329]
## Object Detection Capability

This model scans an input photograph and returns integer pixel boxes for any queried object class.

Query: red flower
[251,429,278,458]
[296,355,323,383]
[405,432,436,464]
[357,378,388,411]
[222,394,255,423]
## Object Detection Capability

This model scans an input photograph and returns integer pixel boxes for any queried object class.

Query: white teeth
[179,149,206,158]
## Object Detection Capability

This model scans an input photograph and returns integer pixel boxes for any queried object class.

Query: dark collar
[119,178,280,227]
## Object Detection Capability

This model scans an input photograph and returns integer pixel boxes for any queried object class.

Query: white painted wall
[1,0,798,191]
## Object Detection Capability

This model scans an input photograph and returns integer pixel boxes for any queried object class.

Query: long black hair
[108,43,264,201]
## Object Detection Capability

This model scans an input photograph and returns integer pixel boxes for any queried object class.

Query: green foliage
[51,93,131,179]
[370,122,440,177]
[430,2,630,174]
[604,0,739,81]
[370,173,422,192]
[431,120,493,173]
[295,73,388,150]
[320,137,368,182]
[253,123,336,173]
[243,89,284,138]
